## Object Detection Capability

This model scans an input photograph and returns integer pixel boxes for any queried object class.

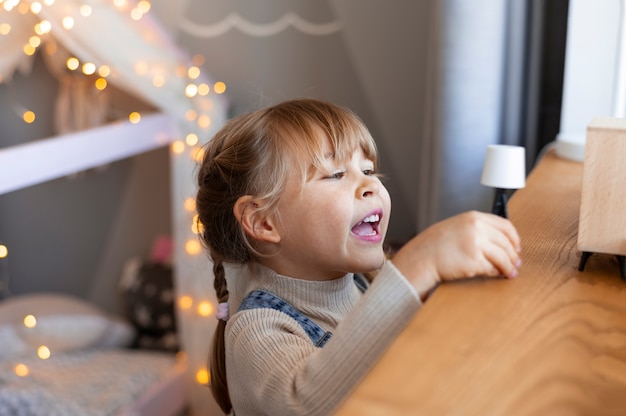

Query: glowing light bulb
[178,295,193,310]
[23,111,36,123]
[185,133,198,146]
[197,83,210,96]
[30,2,42,14]
[152,75,164,88]
[34,20,52,35]
[184,198,196,212]
[62,16,74,30]
[185,84,198,98]
[197,115,211,130]
[191,215,203,235]
[197,301,214,317]
[0,24,11,35]
[23,44,36,56]
[80,5,92,16]
[4,0,22,12]
[95,78,107,90]
[23,315,37,328]
[37,346,51,360]
[137,0,151,13]
[130,8,143,20]
[82,62,96,75]
[0,244,8,258]
[14,363,29,377]
[28,36,41,48]
[196,368,209,385]
[66,57,79,71]
[98,65,111,77]
[18,2,30,14]
[128,112,141,124]
[187,66,200,80]
[213,81,226,94]
[30,38,44,52]
[185,239,202,255]
[171,141,185,154]
[192,147,205,162]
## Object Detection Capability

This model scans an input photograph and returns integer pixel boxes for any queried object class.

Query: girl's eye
[327,171,346,179]
[363,169,376,176]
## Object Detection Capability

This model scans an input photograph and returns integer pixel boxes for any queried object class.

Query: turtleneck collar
[225,262,363,324]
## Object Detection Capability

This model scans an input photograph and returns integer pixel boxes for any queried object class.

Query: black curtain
[520,0,570,164]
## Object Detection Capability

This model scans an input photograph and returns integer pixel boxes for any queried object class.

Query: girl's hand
[390,211,522,300]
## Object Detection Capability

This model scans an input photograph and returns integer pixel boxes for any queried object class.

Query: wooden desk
[337,151,626,415]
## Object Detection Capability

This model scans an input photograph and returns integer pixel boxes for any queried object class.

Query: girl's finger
[484,239,521,279]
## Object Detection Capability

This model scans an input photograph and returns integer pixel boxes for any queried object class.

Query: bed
[0,285,189,416]
[0,116,192,416]
[0,348,187,416]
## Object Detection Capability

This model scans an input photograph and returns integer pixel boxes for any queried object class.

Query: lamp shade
[480,145,526,189]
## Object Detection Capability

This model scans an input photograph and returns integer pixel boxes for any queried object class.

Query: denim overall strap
[353,273,368,293]
[237,275,368,348]
[238,290,332,347]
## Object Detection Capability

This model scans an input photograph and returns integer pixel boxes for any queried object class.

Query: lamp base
[491,188,508,218]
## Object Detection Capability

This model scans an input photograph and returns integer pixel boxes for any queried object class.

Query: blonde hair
[195,98,378,413]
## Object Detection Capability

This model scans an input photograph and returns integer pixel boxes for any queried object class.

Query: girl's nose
[357,175,379,198]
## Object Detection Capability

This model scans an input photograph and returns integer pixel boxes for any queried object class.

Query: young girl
[196,98,521,415]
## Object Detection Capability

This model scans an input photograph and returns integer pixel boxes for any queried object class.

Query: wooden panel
[578,117,626,255]
[337,151,626,415]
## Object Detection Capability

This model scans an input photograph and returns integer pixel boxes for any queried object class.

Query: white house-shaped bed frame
[0,1,227,414]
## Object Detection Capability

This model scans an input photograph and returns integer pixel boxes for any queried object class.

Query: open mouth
[351,210,382,237]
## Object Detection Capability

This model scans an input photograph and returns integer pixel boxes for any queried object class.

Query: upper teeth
[363,214,379,223]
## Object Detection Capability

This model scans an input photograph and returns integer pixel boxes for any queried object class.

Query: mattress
[0,348,187,416]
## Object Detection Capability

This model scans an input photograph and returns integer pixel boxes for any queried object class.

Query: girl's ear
[233,195,281,244]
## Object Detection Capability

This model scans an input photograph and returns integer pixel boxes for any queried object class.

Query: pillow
[0,325,27,360]
[97,315,135,348]
[0,293,135,360]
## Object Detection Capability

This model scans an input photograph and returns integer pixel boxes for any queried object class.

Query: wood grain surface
[337,151,626,416]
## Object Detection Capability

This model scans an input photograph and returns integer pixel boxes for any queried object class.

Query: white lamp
[481,145,526,218]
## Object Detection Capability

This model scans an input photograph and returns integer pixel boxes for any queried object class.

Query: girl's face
[267,139,391,281]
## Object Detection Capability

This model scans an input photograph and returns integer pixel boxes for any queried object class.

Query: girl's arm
[226,261,420,416]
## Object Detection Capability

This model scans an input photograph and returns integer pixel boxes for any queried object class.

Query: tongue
[352,222,375,236]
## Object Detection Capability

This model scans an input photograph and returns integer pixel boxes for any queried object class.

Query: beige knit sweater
[223,260,421,416]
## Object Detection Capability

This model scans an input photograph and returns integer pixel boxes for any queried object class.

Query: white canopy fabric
[0,9,37,81]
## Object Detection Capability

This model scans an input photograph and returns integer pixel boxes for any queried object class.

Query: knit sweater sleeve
[225,261,422,416]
